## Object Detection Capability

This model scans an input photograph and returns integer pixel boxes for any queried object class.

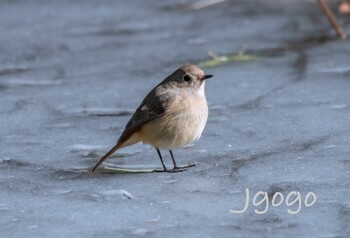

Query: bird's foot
[167,167,187,173]
[154,163,196,173]
[175,162,196,169]
[154,167,186,173]
[167,162,196,173]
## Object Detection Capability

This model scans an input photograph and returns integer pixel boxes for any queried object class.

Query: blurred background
[1,0,349,237]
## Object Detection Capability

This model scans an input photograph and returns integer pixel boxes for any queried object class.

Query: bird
[92,64,212,173]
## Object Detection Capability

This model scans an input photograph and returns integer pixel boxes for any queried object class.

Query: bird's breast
[140,92,208,149]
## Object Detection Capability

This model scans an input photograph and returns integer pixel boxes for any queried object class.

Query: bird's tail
[91,143,122,173]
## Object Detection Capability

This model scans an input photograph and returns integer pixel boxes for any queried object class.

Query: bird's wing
[91,86,172,172]
[117,87,168,144]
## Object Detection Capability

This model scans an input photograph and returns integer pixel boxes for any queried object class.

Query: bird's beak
[202,74,213,80]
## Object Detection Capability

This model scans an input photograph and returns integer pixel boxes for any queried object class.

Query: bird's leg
[168,150,196,173]
[169,150,178,168]
[155,148,168,172]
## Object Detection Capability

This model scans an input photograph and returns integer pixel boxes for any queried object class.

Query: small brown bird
[92,64,212,173]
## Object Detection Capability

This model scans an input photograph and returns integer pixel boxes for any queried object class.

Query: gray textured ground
[1,0,350,237]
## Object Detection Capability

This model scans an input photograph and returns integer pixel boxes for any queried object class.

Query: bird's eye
[183,75,191,82]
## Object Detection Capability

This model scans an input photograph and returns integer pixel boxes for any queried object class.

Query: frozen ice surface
[0,0,349,237]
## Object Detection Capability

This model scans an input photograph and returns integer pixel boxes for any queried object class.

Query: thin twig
[317,0,347,39]
[238,43,248,56]
[208,50,221,60]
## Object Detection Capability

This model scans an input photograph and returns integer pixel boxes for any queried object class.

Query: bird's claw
[167,167,187,173]
[176,162,196,169]
[153,162,196,173]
